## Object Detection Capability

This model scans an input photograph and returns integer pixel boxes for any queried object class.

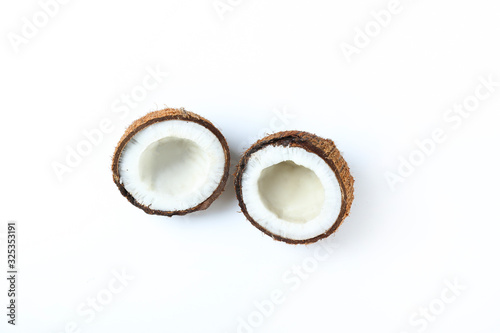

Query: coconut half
[112,108,230,216]
[235,131,354,244]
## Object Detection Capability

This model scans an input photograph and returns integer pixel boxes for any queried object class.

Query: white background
[1,0,500,332]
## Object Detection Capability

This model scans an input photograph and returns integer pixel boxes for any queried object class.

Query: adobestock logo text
[7,0,73,54]
[51,65,168,182]
[385,74,498,191]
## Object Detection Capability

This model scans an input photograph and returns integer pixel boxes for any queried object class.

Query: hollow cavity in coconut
[112,108,230,216]
[235,131,354,244]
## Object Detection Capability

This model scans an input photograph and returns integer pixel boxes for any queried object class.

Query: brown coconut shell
[234,131,354,244]
[112,108,231,217]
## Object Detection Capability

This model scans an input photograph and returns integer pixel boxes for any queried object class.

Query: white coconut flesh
[118,120,226,212]
[241,145,342,241]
